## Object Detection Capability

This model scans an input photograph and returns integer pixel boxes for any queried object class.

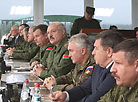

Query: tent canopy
[1,15,101,25]
[1,15,82,24]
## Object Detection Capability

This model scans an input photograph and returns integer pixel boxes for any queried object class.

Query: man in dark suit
[49,30,124,102]
[4,25,20,46]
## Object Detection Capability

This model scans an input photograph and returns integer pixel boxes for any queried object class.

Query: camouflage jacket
[15,39,28,50]
[12,42,40,61]
[98,81,138,102]
[30,43,54,67]
[40,36,75,79]
[54,55,95,91]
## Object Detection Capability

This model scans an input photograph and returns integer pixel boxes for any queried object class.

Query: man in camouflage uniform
[30,24,53,69]
[43,33,95,91]
[33,22,75,79]
[98,39,138,102]
[6,26,39,61]
[14,24,30,50]
[48,30,124,102]
[5,24,29,53]
[70,6,101,36]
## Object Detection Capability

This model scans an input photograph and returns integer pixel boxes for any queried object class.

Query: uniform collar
[54,36,68,53]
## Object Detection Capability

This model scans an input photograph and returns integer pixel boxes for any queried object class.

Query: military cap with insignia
[86,6,95,15]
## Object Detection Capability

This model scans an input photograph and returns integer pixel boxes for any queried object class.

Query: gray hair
[69,33,93,53]
[12,25,19,30]
[50,22,66,33]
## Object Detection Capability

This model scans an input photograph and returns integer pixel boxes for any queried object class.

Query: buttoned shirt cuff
[64,91,69,102]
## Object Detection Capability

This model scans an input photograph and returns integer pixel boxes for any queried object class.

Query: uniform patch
[63,55,70,59]
[85,66,94,75]
[46,47,53,51]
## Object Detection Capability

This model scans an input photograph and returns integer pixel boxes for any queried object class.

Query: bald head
[10,25,19,37]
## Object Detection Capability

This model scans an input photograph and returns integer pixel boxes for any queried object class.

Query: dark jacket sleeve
[83,72,115,102]
[67,76,92,102]
[70,19,80,36]
[67,65,116,102]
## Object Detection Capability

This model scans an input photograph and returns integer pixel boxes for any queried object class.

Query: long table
[1,58,51,101]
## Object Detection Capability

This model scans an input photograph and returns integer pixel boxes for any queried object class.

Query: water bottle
[30,83,38,96]
[31,83,41,102]
[20,79,31,102]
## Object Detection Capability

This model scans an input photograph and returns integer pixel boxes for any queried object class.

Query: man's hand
[49,91,67,102]
[29,61,38,70]
[5,49,13,56]
[43,75,56,90]
[33,64,45,76]
[6,47,14,52]
[7,32,12,38]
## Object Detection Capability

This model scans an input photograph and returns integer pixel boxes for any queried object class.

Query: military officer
[70,6,101,36]
[33,22,75,79]
[30,24,53,69]
[6,26,39,61]
[43,33,95,91]
[14,24,30,50]
[5,24,30,52]
[48,30,124,102]
[98,39,138,102]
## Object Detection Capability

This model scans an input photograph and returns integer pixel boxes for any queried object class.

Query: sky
[0,0,131,25]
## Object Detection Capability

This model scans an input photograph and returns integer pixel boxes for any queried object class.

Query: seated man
[98,39,138,102]
[16,23,30,44]
[49,30,124,102]
[4,24,30,52]
[14,25,30,50]
[6,26,39,61]
[7,26,30,52]
[43,33,95,91]
[4,25,20,46]
[29,24,53,69]
[33,22,75,79]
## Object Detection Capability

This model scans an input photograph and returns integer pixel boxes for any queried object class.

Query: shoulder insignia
[85,66,94,75]
[46,47,53,51]
[63,54,70,59]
